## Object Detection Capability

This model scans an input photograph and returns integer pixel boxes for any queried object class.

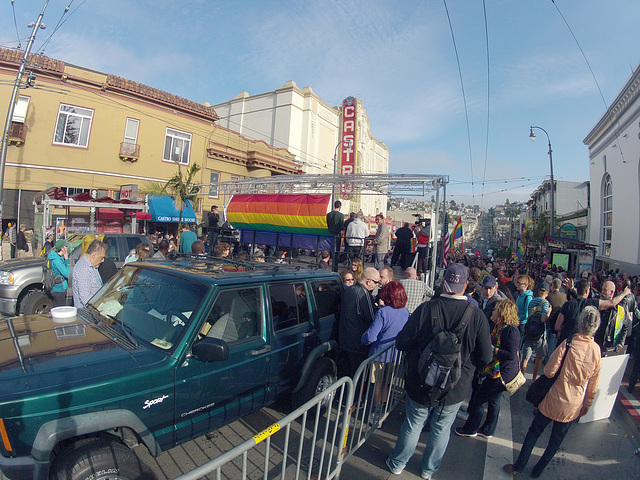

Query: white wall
[585,63,640,267]
[213,82,390,217]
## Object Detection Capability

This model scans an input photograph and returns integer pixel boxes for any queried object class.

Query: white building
[525,180,590,241]
[584,61,640,274]
[213,81,390,217]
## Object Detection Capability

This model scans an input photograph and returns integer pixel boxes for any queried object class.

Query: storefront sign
[559,222,578,238]
[340,97,357,199]
[120,184,138,201]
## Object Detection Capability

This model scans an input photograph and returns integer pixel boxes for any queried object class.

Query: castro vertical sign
[340,97,356,199]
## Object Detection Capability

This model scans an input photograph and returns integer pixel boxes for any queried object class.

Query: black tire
[293,357,337,410]
[21,290,54,315]
[51,438,156,480]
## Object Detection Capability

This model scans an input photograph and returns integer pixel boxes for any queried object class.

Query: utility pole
[0,0,49,227]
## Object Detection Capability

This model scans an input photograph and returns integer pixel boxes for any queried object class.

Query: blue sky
[2,0,639,208]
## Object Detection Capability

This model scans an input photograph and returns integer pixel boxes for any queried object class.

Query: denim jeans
[545,332,557,364]
[388,396,462,478]
[514,409,573,474]
[461,376,504,436]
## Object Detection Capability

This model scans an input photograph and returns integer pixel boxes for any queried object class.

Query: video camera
[413,214,431,228]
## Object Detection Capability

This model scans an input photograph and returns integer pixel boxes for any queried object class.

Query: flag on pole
[451,217,463,246]
[516,223,525,264]
[442,214,450,267]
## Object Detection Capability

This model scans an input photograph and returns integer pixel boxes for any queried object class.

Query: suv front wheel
[21,290,54,316]
[50,438,156,480]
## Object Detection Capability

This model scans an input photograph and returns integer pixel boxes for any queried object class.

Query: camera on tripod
[413,214,430,227]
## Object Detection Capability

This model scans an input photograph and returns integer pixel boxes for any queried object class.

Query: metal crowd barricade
[174,377,353,480]
[172,343,407,479]
[342,343,406,462]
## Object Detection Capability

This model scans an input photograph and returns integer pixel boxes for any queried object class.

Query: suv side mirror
[192,337,229,362]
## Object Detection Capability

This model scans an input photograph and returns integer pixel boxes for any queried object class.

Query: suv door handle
[302,329,317,338]
[251,346,271,355]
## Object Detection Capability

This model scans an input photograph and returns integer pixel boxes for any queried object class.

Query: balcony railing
[9,122,27,145]
[119,142,140,162]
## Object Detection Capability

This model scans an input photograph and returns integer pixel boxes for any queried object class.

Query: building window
[61,187,91,196]
[602,174,612,257]
[209,172,220,198]
[163,128,191,164]
[53,104,93,147]
[124,118,139,144]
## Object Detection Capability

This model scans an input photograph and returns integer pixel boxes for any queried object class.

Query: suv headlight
[0,271,14,285]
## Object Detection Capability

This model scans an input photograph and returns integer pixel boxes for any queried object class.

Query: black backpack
[416,301,473,406]
[525,304,545,340]
[43,259,62,291]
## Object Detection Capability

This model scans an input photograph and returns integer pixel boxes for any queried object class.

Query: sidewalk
[619,357,640,430]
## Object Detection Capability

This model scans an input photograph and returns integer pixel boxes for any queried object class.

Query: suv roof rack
[152,252,326,275]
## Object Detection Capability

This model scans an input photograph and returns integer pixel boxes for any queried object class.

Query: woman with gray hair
[504,306,601,478]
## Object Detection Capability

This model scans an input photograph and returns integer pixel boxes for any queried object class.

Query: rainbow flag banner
[227,194,331,235]
[451,217,463,246]
[227,194,334,250]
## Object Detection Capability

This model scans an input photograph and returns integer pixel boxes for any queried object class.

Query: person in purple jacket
[362,281,410,416]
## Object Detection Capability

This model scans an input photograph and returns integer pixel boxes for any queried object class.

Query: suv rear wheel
[51,438,155,480]
[293,357,337,410]
[21,290,54,315]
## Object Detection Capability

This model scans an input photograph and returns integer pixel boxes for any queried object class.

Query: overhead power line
[443,0,475,205]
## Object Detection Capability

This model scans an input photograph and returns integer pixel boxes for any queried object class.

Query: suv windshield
[90,266,209,352]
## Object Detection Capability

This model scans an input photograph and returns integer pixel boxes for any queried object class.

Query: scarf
[481,324,505,379]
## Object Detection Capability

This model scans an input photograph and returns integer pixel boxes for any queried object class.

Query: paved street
[126,376,640,479]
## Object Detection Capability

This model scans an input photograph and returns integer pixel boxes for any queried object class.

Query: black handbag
[526,336,573,407]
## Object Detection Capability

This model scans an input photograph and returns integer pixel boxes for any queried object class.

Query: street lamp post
[330,139,352,271]
[529,126,555,237]
[332,139,352,204]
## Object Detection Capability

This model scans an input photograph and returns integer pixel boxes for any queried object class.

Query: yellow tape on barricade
[252,423,281,444]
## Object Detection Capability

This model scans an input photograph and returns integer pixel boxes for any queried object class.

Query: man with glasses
[339,267,381,377]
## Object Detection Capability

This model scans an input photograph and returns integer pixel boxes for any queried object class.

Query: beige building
[213,82,390,217]
[0,47,298,237]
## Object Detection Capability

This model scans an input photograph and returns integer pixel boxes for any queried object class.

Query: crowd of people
[333,247,640,479]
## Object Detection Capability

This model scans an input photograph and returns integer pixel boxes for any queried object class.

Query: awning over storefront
[148,196,197,223]
[136,211,152,220]
[98,208,124,220]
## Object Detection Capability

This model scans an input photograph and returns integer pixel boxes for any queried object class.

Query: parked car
[0,233,151,316]
[0,256,342,480]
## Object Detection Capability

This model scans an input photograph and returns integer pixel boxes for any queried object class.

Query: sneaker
[385,457,402,475]
[503,464,522,476]
[476,431,493,439]
[421,472,431,480]
[454,427,477,437]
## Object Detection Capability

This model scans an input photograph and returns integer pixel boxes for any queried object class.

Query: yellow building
[0,47,298,237]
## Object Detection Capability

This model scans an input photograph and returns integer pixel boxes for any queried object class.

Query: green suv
[0,256,342,480]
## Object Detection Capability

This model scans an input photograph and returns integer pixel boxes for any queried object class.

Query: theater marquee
[340,97,357,199]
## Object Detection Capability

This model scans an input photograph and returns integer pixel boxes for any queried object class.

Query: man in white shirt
[345,212,369,258]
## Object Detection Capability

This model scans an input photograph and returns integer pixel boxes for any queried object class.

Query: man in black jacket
[207,205,220,249]
[338,267,381,377]
[391,222,414,269]
[386,263,492,479]
[481,274,506,328]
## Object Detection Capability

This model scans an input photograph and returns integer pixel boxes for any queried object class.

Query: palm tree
[142,162,201,243]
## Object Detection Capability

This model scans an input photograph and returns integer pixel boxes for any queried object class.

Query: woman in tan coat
[504,306,601,478]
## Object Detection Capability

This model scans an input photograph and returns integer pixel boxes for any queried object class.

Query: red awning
[98,208,124,220]
[136,212,152,220]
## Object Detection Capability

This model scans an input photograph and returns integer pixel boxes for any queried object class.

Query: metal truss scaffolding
[216,173,449,288]
[217,173,448,198]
